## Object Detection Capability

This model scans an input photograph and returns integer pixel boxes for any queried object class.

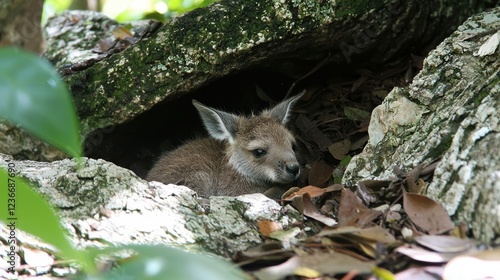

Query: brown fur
[146,94,302,196]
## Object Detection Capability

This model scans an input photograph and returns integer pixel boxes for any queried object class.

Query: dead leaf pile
[236,163,500,279]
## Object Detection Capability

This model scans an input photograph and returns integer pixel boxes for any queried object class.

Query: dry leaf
[324,184,344,192]
[415,235,475,253]
[403,192,454,234]
[357,179,391,191]
[338,189,381,227]
[355,181,379,205]
[283,185,326,200]
[257,219,283,237]
[308,160,334,187]
[328,139,352,160]
[281,187,301,199]
[302,193,337,226]
[318,226,395,259]
[299,251,374,275]
[405,164,423,193]
[354,226,396,244]
[396,246,459,263]
[318,226,362,236]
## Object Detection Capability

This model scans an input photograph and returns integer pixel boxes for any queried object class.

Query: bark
[46,0,488,134]
[343,7,500,242]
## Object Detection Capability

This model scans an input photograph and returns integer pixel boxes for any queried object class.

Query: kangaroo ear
[192,100,239,143]
[267,90,305,124]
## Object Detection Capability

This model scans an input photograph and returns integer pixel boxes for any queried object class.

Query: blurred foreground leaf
[0,48,81,157]
[90,244,247,280]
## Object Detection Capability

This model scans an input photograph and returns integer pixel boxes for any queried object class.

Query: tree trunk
[44,0,491,134]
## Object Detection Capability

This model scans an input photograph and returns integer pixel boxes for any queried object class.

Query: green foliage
[0,48,81,158]
[334,155,351,184]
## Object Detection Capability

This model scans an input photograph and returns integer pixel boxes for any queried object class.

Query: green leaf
[0,167,95,273]
[372,266,396,280]
[0,48,81,157]
[344,106,371,122]
[339,155,352,167]
[89,245,247,280]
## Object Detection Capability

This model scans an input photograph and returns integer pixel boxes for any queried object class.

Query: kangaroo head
[192,93,303,186]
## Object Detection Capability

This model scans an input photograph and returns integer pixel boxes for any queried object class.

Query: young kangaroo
[146,93,303,197]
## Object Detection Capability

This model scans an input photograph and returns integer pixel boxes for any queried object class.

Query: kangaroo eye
[252,149,267,158]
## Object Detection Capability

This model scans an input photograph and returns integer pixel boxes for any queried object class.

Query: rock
[0,153,298,256]
[343,7,500,242]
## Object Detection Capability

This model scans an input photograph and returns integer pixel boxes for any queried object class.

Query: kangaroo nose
[286,163,300,177]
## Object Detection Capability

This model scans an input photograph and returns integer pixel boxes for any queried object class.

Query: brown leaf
[403,192,454,235]
[328,139,351,160]
[256,219,283,237]
[338,189,381,227]
[285,185,326,199]
[405,164,424,193]
[355,181,379,205]
[319,226,396,259]
[236,242,292,266]
[295,114,333,150]
[415,235,475,253]
[302,193,337,226]
[324,184,344,192]
[254,251,374,279]
[357,179,391,191]
[280,187,301,200]
[354,226,396,244]
[299,251,375,275]
[291,195,304,214]
[308,160,334,187]
[396,246,459,263]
